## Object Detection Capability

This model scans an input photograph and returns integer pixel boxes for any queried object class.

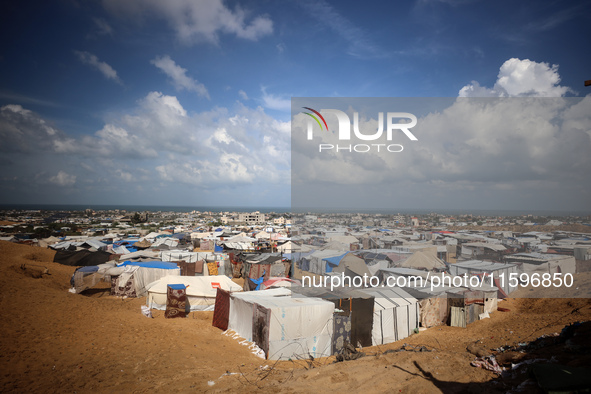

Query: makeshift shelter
[399,250,446,271]
[260,277,301,290]
[242,254,290,290]
[54,249,112,267]
[448,260,518,297]
[330,253,371,278]
[359,287,419,345]
[111,261,180,297]
[146,275,242,312]
[504,253,576,275]
[305,250,345,275]
[70,261,117,293]
[293,287,374,348]
[227,289,335,360]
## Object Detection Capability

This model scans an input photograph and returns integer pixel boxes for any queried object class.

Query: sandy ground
[1,240,590,393]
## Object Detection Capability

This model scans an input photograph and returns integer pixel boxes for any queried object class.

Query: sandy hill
[1,240,590,393]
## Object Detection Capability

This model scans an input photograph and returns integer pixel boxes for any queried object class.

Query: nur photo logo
[301,107,418,153]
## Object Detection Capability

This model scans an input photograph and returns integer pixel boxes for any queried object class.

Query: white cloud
[292,96,591,189]
[49,171,76,186]
[0,104,64,153]
[102,0,273,44]
[291,96,591,210]
[75,51,122,85]
[299,0,383,58]
[260,87,291,111]
[459,58,571,97]
[93,17,113,36]
[151,55,210,99]
[238,90,249,100]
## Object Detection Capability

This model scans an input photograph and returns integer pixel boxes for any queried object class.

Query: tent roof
[147,275,242,298]
[399,251,445,270]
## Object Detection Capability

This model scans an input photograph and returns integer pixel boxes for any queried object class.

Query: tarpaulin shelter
[54,249,112,267]
[111,261,180,297]
[227,289,335,360]
[146,275,242,312]
[293,287,374,348]
[448,260,518,297]
[359,287,419,345]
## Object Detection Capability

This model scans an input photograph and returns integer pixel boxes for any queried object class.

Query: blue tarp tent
[118,261,179,270]
[324,252,350,273]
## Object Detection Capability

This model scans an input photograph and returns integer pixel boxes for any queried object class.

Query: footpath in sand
[1,240,590,393]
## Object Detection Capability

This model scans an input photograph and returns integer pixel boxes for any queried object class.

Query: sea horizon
[0,203,589,218]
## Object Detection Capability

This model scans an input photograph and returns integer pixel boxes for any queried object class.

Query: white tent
[359,287,419,345]
[160,251,200,262]
[228,289,335,360]
[448,260,518,296]
[146,275,242,311]
[113,261,180,297]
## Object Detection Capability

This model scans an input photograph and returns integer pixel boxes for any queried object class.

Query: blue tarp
[114,239,139,246]
[324,252,350,273]
[214,244,223,252]
[75,265,99,273]
[118,261,179,269]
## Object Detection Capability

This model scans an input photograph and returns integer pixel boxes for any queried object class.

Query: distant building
[273,217,286,225]
[238,211,266,224]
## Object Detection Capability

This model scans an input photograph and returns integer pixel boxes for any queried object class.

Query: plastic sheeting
[360,288,419,345]
[146,275,242,311]
[228,289,335,360]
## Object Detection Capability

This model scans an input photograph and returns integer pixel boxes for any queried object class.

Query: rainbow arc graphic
[302,107,329,132]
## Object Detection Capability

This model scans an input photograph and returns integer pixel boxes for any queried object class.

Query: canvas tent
[447,260,518,297]
[293,287,374,348]
[54,249,112,267]
[146,275,242,312]
[227,289,335,360]
[399,250,446,270]
[325,252,371,278]
[504,253,576,275]
[112,261,180,297]
[359,287,419,345]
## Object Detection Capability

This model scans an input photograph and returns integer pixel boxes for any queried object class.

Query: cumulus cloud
[92,18,113,36]
[459,58,571,97]
[0,92,290,203]
[102,0,273,44]
[0,104,65,153]
[291,94,591,210]
[49,171,76,186]
[260,87,291,111]
[299,0,383,59]
[75,51,122,85]
[151,55,209,99]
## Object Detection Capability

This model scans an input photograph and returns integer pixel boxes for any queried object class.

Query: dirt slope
[1,241,590,393]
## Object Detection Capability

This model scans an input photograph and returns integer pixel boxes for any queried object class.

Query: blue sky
[0,0,590,210]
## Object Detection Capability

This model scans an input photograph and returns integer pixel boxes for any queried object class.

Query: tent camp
[146,275,242,312]
[226,289,335,360]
